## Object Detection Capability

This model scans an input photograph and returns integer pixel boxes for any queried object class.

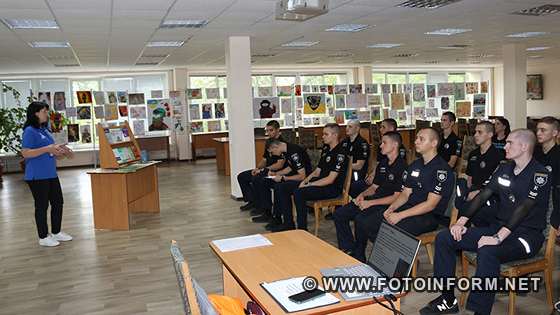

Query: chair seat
[463,247,546,272]
[417,226,447,243]
[306,196,345,207]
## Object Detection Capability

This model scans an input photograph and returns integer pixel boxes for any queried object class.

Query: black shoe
[265,217,282,230]
[270,223,296,232]
[324,213,333,220]
[419,295,459,315]
[240,202,255,211]
[250,208,264,216]
[252,214,270,223]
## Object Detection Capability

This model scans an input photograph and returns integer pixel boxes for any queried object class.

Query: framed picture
[527,74,543,100]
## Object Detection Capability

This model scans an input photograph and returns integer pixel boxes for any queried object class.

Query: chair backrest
[415,120,431,131]
[298,127,316,150]
[366,147,376,175]
[441,173,457,226]
[171,240,202,315]
[341,156,354,200]
[282,129,297,144]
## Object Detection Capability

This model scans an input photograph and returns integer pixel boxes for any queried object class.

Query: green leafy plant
[0,83,26,155]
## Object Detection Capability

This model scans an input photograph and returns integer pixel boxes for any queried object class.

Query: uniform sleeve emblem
[437,170,448,182]
[388,174,395,181]
[337,154,345,162]
[444,143,450,149]
[479,161,486,169]
[534,173,548,187]
[546,165,553,172]
[291,153,299,162]
[402,170,408,181]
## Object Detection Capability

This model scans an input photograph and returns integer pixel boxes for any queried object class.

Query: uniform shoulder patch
[337,154,345,162]
[534,172,548,187]
[436,170,448,182]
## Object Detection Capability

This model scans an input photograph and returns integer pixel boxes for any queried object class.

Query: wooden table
[87,161,160,230]
[136,134,170,161]
[210,230,401,314]
[212,137,267,176]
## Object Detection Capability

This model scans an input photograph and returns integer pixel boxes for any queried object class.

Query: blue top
[22,126,57,181]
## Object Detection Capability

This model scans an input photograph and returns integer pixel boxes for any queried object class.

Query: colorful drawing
[277,86,292,97]
[381,84,391,94]
[427,85,436,98]
[214,103,226,118]
[473,94,486,106]
[201,103,213,119]
[147,99,172,131]
[295,85,302,96]
[480,81,488,93]
[92,91,105,105]
[414,106,426,118]
[107,92,118,104]
[104,104,118,120]
[364,84,378,94]
[465,82,478,94]
[371,106,381,121]
[187,88,202,99]
[77,106,91,120]
[128,93,145,105]
[456,101,472,117]
[189,104,200,120]
[390,93,405,110]
[344,109,358,120]
[253,97,279,119]
[94,106,104,119]
[38,92,51,106]
[77,91,93,104]
[454,83,466,100]
[258,86,273,97]
[118,105,128,117]
[117,91,128,104]
[334,85,348,94]
[346,94,367,108]
[191,121,204,133]
[437,83,454,96]
[335,95,346,109]
[348,84,362,94]
[398,111,407,121]
[129,106,147,119]
[303,93,326,114]
[207,120,221,132]
[367,95,382,106]
[281,98,292,113]
[205,88,220,99]
[67,124,80,143]
[151,90,163,98]
[357,110,369,121]
[335,111,345,124]
[473,105,486,118]
[49,111,64,132]
[413,84,425,102]
[133,120,146,136]
[527,74,543,100]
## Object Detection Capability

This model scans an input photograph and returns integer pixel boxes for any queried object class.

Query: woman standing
[21,102,73,247]
[492,117,510,151]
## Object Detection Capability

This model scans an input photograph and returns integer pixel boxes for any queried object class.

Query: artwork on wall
[129,106,147,119]
[107,92,118,104]
[370,106,381,121]
[253,97,279,119]
[77,106,92,120]
[398,111,407,121]
[38,92,51,106]
[465,82,479,94]
[207,120,221,132]
[454,83,465,100]
[427,98,435,108]
[437,83,454,96]
[381,84,391,94]
[77,91,92,104]
[133,120,146,136]
[94,106,105,119]
[147,99,172,131]
[413,106,425,118]
[187,88,203,99]
[280,98,292,113]
[346,93,367,108]
[277,86,292,97]
[205,88,220,99]
[473,94,486,106]
[80,125,92,144]
[480,81,488,93]
[367,95,382,106]
[118,105,128,117]
[348,84,362,94]
[427,85,436,98]
[455,101,472,117]
[189,104,200,120]
[426,108,439,118]
[390,93,405,110]
[53,92,66,111]
[357,110,370,121]
[117,91,128,104]
[191,121,204,133]
[214,103,226,118]
[364,84,378,94]
[382,94,390,107]
[258,86,273,97]
[334,85,348,94]
[104,104,118,120]
[334,111,345,124]
[93,91,105,105]
[67,124,80,143]
[294,85,302,96]
[303,93,326,114]
[128,93,145,105]
[49,111,64,132]
[151,90,163,99]
[527,74,543,100]
[440,96,450,110]
[343,109,357,120]
[413,84,425,102]
[335,95,346,109]
[473,105,486,118]
[202,103,213,119]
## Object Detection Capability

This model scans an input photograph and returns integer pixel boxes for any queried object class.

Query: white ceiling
[0,0,559,74]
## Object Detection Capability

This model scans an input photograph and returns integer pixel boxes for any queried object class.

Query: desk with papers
[210,230,401,314]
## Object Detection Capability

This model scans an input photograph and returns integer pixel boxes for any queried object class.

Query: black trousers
[275,180,302,226]
[237,170,256,203]
[293,184,341,230]
[253,176,275,213]
[26,177,64,239]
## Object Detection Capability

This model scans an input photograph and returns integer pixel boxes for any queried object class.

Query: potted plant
[0,83,25,181]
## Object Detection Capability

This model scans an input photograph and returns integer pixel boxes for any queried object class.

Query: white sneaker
[39,235,60,247]
[52,232,73,242]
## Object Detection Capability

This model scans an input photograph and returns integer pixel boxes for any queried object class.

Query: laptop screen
[367,221,421,278]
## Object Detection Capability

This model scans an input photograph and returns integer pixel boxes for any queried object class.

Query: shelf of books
[97,121,142,169]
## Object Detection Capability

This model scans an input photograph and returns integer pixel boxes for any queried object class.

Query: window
[387,73,407,84]
[300,74,324,86]
[275,75,296,87]
[1,80,31,108]
[408,73,427,84]
[371,73,386,84]
[252,75,272,88]
[324,73,347,85]
[448,73,466,83]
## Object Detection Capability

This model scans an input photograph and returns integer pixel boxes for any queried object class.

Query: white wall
[527,63,560,117]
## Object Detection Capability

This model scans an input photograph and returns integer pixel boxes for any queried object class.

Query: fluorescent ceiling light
[439,44,470,49]
[29,42,70,48]
[367,43,402,48]
[1,19,59,29]
[160,19,208,28]
[425,28,472,35]
[281,41,319,47]
[512,4,560,16]
[506,31,549,38]
[146,41,184,47]
[528,55,543,59]
[526,46,550,51]
[398,0,462,9]
[468,54,494,58]
[325,24,370,32]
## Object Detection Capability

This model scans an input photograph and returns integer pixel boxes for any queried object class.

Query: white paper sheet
[212,234,272,253]
[261,277,339,313]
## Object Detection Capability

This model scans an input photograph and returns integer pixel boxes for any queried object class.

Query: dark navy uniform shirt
[370,156,407,199]
[264,135,286,167]
[282,143,312,177]
[403,155,454,216]
[316,143,349,190]
[438,131,462,163]
[492,135,507,152]
[466,144,505,190]
[341,134,370,180]
[485,159,551,230]
[534,144,560,228]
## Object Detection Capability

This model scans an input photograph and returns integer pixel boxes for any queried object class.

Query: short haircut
[538,116,560,131]
[266,120,280,130]
[383,131,402,148]
[347,119,360,128]
[422,127,441,147]
[324,123,340,135]
[442,111,456,122]
[268,139,284,147]
[382,118,398,130]
[477,121,495,134]
[510,128,537,153]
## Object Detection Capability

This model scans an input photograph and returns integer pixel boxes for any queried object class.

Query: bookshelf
[97,121,141,168]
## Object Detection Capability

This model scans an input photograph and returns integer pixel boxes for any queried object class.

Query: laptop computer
[321,221,421,301]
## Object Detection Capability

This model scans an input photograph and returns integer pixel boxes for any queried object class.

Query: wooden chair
[457,135,475,175]
[170,240,202,315]
[282,129,297,144]
[411,175,457,277]
[302,157,354,236]
[298,127,316,150]
[459,227,557,315]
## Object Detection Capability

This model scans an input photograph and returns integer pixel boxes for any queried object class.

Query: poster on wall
[527,74,543,100]
[117,91,128,104]
[118,105,128,117]
[191,121,204,133]
[132,120,146,136]
[346,93,367,108]
[80,125,92,143]
[456,101,472,117]
[357,110,369,121]
[207,120,221,132]
[367,95,382,106]
[93,91,105,105]
[187,88,202,99]
[67,124,80,143]
[428,98,436,108]
[390,93,405,110]
[201,103,213,119]
[49,111,64,132]
[303,93,326,114]
[169,91,185,109]
[480,81,488,93]
[280,98,292,113]
[334,111,345,124]
[383,93,390,107]
[294,85,302,96]
[77,106,91,120]
[94,106,105,119]
[214,103,226,118]
[258,86,273,97]
[370,106,381,121]
[334,85,348,94]
[473,105,486,118]
[440,96,450,110]
[104,104,118,120]
[107,92,118,104]
[335,95,346,109]
[381,84,391,94]
[413,84,425,102]
[348,84,362,94]
[253,97,279,119]
[454,83,466,100]
[403,84,412,94]
[129,106,147,119]
[128,93,145,105]
[189,104,200,120]
[205,88,220,99]
[413,106,426,119]
[426,108,439,118]
[427,85,436,98]
[51,92,65,111]
[473,94,486,106]
[437,83,454,96]
[466,82,478,94]
[277,86,292,97]
[147,99,172,131]
[364,84,378,94]
[151,90,163,99]
[343,109,357,120]
[77,91,92,104]
[38,92,51,106]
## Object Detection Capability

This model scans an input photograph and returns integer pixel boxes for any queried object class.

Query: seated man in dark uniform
[455,121,504,227]
[420,129,551,315]
[341,119,370,182]
[236,120,285,215]
[353,127,454,262]
[534,117,560,238]
[349,118,406,198]
[438,111,462,169]
[254,140,312,231]
[333,131,407,255]
[290,123,349,231]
